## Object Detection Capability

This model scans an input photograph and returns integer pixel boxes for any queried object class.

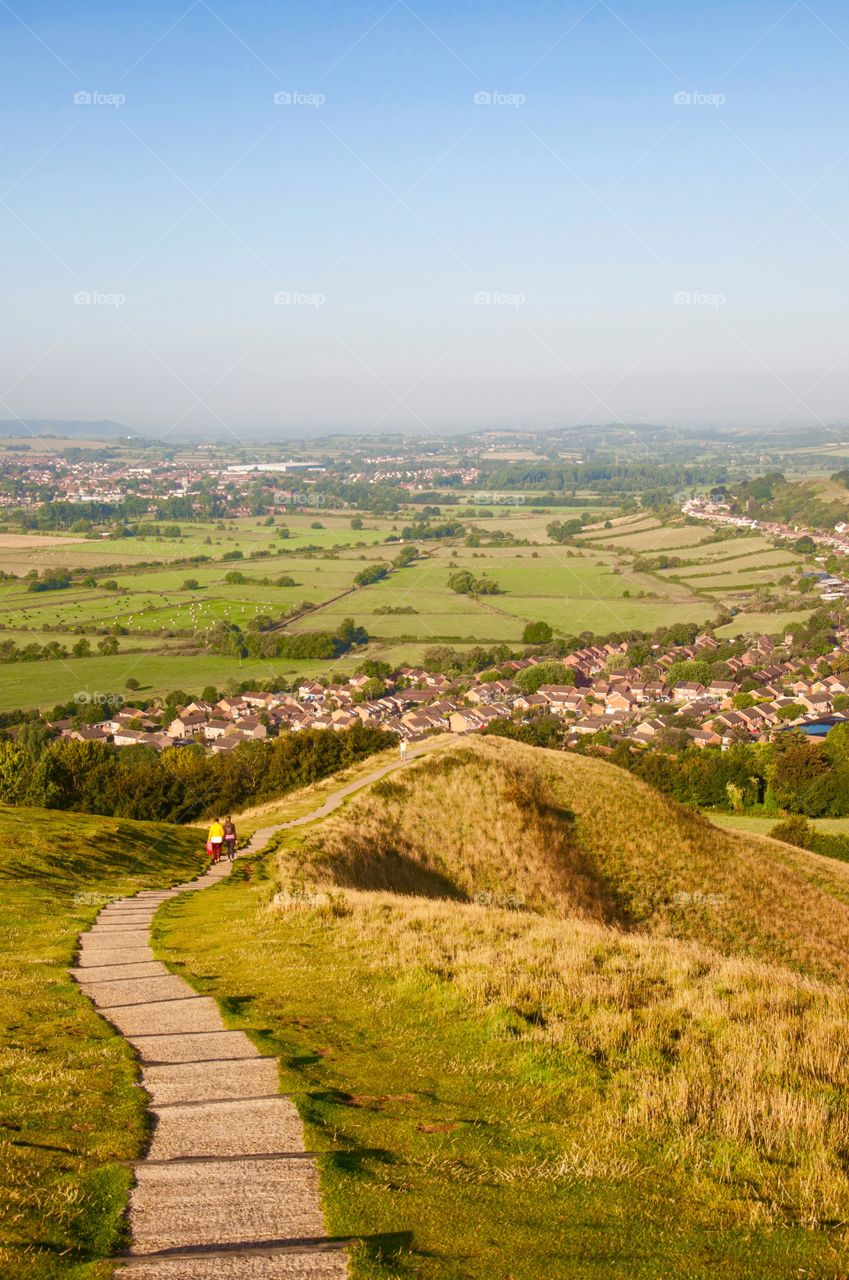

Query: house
[330,710,359,730]
[215,697,246,717]
[112,727,150,746]
[799,692,832,714]
[539,684,580,700]
[241,690,276,709]
[392,689,437,709]
[235,715,268,739]
[604,689,637,715]
[572,715,611,736]
[297,682,326,701]
[630,718,666,743]
[69,725,111,742]
[183,700,213,716]
[167,710,207,739]
[203,718,232,741]
[671,681,705,704]
[401,711,441,736]
[449,709,486,734]
[690,728,722,749]
[513,692,548,713]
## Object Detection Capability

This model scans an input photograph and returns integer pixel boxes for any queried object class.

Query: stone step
[148,1097,305,1161]
[96,913,157,925]
[135,1030,259,1064]
[79,974,197,1006]
[72,961,171,983]
[143,1058,281,1106]
[106,996,225,1038]
[76,944,155,966]
[81,928,152,948]
[114,1245,349,1278]
[128,1156,328,1253]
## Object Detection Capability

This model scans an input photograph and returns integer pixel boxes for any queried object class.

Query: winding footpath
[71,742,450,1280]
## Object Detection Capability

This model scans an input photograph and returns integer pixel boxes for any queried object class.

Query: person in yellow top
[207,818,225,864]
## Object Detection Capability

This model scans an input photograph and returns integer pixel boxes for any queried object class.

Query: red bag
[205,840,215,857]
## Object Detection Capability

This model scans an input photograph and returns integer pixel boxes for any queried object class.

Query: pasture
[291,542,714,646]
[0,499,818,712]
[714,609,816,638]
[0,650,337,714]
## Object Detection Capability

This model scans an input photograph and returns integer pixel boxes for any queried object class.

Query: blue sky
[1,0,848,436]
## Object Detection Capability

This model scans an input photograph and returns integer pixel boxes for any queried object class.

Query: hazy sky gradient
[2,0,848,437]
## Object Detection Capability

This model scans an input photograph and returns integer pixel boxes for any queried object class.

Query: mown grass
[152,739,849,1277]
[0,806,203,1280]
[156,864,849,1279]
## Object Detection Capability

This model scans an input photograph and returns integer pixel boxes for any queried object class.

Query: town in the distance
[3,421,849,771]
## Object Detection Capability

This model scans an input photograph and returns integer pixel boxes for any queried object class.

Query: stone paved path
[73,740,450,1279]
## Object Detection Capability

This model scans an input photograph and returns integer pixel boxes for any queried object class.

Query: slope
[0,806,203,1280]
[299,734,849,984]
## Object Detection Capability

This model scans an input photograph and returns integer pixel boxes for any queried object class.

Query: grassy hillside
[152,741,849,1278]
[730,474,849,531]
[302,736,849,983]
[0,807,203,1280]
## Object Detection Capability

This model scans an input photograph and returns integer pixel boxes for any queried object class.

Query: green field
[290,544,715,645]
[0,514,393,574]
[0,652,341,713]
[582,524,711,551]
[709,812,849,838]
[0,500,819,711]
[0,807,202,1279]
[714,609,815,638]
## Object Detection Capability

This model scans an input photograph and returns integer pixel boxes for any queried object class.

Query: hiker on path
[399,738,408,760]
[224,816,237,861]
[207,817,225,863]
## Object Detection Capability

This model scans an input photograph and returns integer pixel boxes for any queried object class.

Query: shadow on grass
[324,1147,397,1174]
[218,993,256,1016]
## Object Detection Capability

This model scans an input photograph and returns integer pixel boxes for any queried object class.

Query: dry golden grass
[298,735,849,984]
[229,736,455,837]
[300,744,624,922]
[262,734,849,1238]
[257,737,849,1241]
[283,888,849,1230]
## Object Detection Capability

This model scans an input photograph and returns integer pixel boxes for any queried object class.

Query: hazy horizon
[3,1,849,440]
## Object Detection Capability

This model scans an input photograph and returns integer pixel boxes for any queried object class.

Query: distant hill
[302,735,849,983]
[0,419,135,439]
[726,472,849,531]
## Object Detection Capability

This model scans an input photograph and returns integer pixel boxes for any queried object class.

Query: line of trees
[0,722,393,822]
[485,716,849,822]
